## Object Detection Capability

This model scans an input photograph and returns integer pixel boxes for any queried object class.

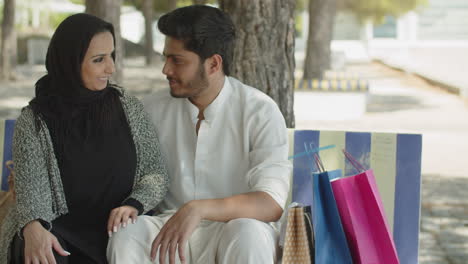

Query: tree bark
[85,0,124,84]
[1,0,17,80]
[220,0,296,128]
[303,0,337,80]
[192,0,207,4]
[143,0,155,65]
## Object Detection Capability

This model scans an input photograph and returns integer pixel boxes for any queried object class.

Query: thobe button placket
[194,120,210,200]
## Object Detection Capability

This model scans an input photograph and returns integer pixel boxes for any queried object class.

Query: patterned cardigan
[0,89,169,262]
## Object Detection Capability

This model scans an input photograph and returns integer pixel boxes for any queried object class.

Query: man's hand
[149,192,282,263]
[150,201,202,264]
[107,205,138,237]
[23,220,70,264]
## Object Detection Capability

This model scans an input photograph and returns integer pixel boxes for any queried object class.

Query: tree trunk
[303,0,337,80]
[168,0,177,11]
[85,0,124,84]
[143,0,155,65]
[220,0,296,128]
[192,0,207,4]
[1,0,17,80]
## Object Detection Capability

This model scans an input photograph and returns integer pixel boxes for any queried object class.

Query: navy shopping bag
[313,169,353,264]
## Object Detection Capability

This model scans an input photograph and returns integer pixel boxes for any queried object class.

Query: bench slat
[290,129,422,264]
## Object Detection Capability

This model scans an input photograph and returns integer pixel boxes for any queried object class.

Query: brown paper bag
[282,206,314,264]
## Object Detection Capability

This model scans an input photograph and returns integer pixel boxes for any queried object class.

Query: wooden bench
[0,120,15,223]
[1,121,422,264]
[288,129,422,264]
[0,120,14,192]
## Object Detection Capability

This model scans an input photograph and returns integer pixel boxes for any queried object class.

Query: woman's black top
[50,100,137,263]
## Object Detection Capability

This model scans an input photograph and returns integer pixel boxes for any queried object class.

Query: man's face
[162,37,209,98]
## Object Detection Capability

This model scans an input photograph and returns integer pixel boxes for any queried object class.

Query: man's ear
[206,54,223,75]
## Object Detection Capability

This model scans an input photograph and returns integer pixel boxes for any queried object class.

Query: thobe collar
[184,76,231,125]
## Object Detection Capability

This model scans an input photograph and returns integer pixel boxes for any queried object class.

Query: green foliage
[295,13,303,37]
[123,0,167,13]
[69,0,84,4]
[49,12,73,29]
[294,0,426,24]
[0,3,3,25]
[296,0,307,12]
[339,0,428,23]
[124,0,217,16]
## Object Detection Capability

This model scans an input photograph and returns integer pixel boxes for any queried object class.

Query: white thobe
[107,76,291,264]
[146,76,291,213]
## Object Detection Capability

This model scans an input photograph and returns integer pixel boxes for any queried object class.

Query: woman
[0,13,168,263]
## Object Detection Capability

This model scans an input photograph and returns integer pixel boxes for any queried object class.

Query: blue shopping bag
[310,151,352,264]
[313,169,353,264]
[292,141,352,263]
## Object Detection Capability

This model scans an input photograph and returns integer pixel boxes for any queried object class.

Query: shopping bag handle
[314,154,325,173]
[342,149,366,172]
[304,142,325,173]
[303,210,315,250]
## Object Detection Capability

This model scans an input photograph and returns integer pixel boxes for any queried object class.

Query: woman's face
[81,31,115,91]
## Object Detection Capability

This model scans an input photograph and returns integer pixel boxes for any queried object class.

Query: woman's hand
[23,220,70,264]
[107,205,138,237]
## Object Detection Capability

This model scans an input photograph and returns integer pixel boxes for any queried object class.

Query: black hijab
[29,13,123,156]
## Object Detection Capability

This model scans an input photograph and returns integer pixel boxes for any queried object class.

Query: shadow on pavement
[366,94,429,113]
[421,174,468,264]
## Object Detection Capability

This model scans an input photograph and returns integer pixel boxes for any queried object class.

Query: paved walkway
[297,62,468,264]
[1,59,467,263]
[371,41,468,99]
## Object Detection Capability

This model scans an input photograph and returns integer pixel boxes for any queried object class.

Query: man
[107,5,291,264]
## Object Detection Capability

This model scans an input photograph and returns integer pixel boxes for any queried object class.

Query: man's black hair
[158,5,236,75]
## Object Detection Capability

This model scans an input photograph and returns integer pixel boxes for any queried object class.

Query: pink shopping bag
[331,150,400,264]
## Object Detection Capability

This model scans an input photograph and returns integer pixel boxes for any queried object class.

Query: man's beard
[170,63,209,98]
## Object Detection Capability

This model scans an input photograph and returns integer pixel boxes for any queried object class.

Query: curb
[373,59,468,100]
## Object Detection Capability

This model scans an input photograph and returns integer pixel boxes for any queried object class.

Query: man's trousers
[107,214,277,264]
